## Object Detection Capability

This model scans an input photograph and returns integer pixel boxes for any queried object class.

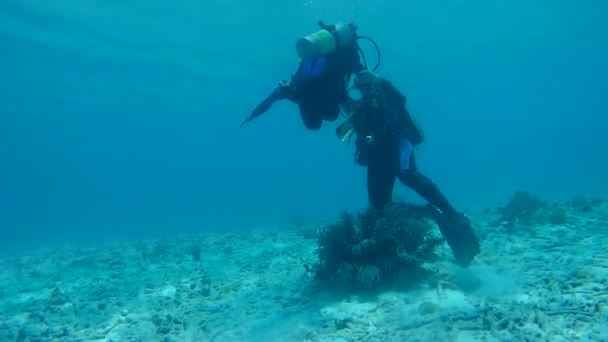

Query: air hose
[356,35,381,72]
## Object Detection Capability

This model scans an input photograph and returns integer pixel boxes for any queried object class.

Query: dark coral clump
[497,191,547,225]
[312,202,444,290]
[189,245,202,262]
[570,196,603,213]
[491,191,596,228]
[547,207,568,225]
[571,196,593,213]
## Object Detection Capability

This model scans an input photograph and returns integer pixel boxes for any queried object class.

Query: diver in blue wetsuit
[341,70,481,268]
[240,21,379,130]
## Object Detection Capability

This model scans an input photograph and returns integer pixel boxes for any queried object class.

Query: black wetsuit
[351,78,480,267]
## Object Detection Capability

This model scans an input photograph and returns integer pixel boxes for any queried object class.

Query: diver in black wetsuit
[240,21,376,130]
[339,70,481,268]
[240,21,479,267]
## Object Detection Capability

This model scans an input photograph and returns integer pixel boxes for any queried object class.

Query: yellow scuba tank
[296,22,358,59]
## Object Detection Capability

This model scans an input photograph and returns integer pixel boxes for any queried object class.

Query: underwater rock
[148,243,170,259]
[150,313,186,336]
[519,323,546,340]
[571,196,593,212]
[48,286,70,306]
[189,246,201,262]
[200,286,211,297]
[570,196,603,213]
[548,207,568,225]
[294,224,320,240]
[334,317,352,330]
[418,301,440,315]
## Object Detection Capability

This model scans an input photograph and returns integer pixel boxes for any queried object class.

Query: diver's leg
[397,138,480,267]
[397,137,459,218]
[323,104,340,122]
[298,103,323,130]
[366,141,398,211]
[399,166,460,219]
[367,163,396,211]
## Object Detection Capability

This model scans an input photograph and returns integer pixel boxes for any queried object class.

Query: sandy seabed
[1,197,608,342]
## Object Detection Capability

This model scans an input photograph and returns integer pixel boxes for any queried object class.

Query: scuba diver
[336,70,481,268]
[240,21,380,130]
[240,20,479,267]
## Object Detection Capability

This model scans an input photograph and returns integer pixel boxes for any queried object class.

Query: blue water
[1,0,607,246]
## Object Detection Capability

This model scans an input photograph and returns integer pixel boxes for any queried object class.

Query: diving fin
[336,96,358,143]
[240,81,294,128]
[424,205,480,268]
[336,115,355,143]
